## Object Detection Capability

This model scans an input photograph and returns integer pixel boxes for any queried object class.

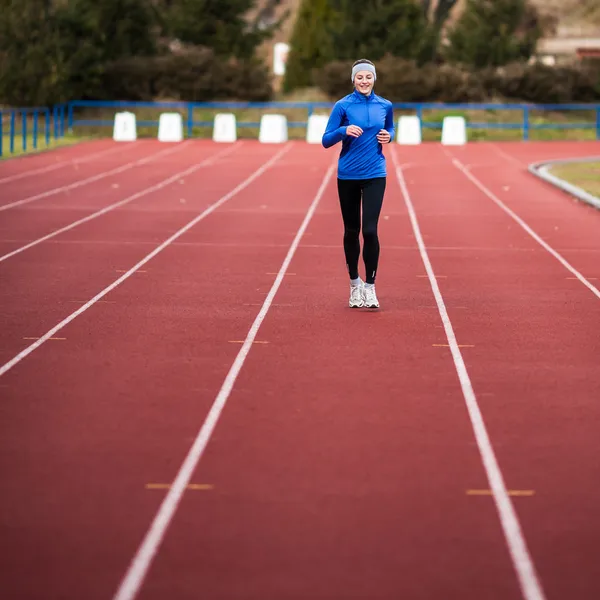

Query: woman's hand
[346,125,363,138]
[377,130,391,144]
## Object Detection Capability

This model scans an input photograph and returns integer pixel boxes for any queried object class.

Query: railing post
[22,110,27,152]
[33,110,38,150]
[10,110,16,154]
[523,106,529,141]
[187,104,193,139]
[416,104,423,133]
[68,102,74,133]
[53,105,58,139]
[45,109,50,146]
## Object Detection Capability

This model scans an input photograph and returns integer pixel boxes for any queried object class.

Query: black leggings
[337,177,386,284]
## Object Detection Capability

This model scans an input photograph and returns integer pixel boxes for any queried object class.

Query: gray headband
[351,63,376,82]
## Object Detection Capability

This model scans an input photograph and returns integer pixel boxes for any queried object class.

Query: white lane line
[489,144,526,167]
[0,143,188,212]
[0,145,123,185]
[112,161,335,600]
[391,146,546,600]
[0,144,292,379]
[0,144,240,264]
[451,156,600,302]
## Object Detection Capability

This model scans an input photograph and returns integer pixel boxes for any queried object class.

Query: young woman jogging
[322,59,394,309]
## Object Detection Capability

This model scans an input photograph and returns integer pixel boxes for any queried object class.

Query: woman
[322,58,394,309]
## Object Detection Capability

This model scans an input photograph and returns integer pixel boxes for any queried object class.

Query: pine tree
[284,0,431,92]
[446,0,542,68]
[0,0,63,105]
[329,0,430,63]
[165,0,282,60]
[53,0,159,100]
[283,0,338,91]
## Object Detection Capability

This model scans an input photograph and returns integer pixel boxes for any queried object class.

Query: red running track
[0,139,599,600]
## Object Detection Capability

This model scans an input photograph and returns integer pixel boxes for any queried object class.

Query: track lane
[0,139,117,180]
[0,142,124,185]
[2,140,599,600]
[401,143,600,600]
[0,141,177,206]
[133,146,525,600]
[458,143,600,286]
[0,142,234,261]
[0,143,336,600]
[0,143,274,363]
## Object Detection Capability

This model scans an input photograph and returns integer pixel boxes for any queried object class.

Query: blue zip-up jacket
[322,89,395,180]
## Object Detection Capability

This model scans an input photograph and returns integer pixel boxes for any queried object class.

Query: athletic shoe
[363,284,380,308]
[349,281,364,308]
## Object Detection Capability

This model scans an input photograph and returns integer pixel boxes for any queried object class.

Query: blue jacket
[322,89,395,180]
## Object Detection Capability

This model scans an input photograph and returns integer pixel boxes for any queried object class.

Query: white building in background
[536,36,600,63]
[273,43,290,76]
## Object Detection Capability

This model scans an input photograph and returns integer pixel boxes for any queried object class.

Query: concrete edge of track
[528,155,600,211]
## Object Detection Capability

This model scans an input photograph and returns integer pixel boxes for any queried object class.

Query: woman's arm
[384,103,395,143]
[322,102,347,148]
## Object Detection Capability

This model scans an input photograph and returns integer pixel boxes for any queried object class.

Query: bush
[446,0,542,68]
[102,48,273,102]
[315,56,600,104]
[315,56,485,102]
[487,63,599,103]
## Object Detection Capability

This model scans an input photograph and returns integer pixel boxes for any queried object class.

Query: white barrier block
[213,113,237,143]
[441,116,467,145]
[397,115,422,145]
[113,111,137,142]
[306,114,328,144]
[259,114,288,143]
[158,112,184,142]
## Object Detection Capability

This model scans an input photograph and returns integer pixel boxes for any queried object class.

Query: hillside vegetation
[262,0,600,42]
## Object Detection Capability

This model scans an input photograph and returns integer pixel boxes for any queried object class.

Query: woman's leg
[361,177,386,284]
[337,178,362,280]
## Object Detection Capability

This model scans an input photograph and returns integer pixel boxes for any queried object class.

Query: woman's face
[354,71,374,95]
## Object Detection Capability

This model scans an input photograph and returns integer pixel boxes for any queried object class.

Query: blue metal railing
[0,104,67,158]
[2,100,600,157]
[65,100,600,142]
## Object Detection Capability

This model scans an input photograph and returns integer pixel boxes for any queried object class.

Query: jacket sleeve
[322,101,347,148]
[385,103,395,143]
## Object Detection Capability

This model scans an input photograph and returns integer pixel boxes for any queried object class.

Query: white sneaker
[363,284,380,308]
[349,281,364,308]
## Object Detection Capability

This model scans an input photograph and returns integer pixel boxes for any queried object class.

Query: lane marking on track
[433,344,475,348]
[391,145,546,600]
[112,159,336,600]
[69,300,116,304]
[243,303,292,307]
[0,144,240,264]
[266,272,296,275]
[145,484,214,491]
[0,144,124,185]
[116,270,148,273]
[489,144,527,167]
[418,274,447,278]
[450,156,600,303]
[0,144,292,379]
[566,277,597,281]
[0,143,187,212]
[228,340,269,344]
[23,337,66,341]
[467,490,535,497]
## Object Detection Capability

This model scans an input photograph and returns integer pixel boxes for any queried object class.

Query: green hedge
[102,48,273,102]
[316,56,600,103]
